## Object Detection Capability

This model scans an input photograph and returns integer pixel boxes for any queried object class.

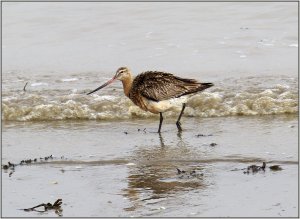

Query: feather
[129,71,213,103]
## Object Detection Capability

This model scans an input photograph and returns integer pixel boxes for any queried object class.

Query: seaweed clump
[21,199,63,216]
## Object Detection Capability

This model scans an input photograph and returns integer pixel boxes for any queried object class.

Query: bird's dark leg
[176,103,186,131]
[158,112,163,133]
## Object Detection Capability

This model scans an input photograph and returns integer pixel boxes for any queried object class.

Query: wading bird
[87,67,213,133]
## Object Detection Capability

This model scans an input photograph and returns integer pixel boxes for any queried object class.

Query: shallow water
[2,115,298,217]
[2,2,299,217]
[2,3,298,122]
[2,2,298,76]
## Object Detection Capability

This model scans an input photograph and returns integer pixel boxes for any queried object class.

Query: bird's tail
[174,77,214,97]
[197,82,214,92]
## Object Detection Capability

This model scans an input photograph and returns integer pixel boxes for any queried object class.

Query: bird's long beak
[87,77,116,95]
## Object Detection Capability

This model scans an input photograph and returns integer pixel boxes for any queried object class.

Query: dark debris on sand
[195,134,213,137]
[269,165,283,171]
[21,199,63,216]
[138,128,147,133]
[176,168,204,179]
[243,162,266,174]
[2,155,66,176]
[124,128,148,135]
[240,162,283,174]
[23,82,29,91]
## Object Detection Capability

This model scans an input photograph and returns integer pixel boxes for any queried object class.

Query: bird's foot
[176,121,183,131]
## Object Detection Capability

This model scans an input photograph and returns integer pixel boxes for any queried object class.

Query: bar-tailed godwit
[87,67,213,132]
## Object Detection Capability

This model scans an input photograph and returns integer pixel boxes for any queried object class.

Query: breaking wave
[2,83,298,122]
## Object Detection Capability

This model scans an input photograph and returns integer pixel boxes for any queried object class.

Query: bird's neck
[121,75,133,97]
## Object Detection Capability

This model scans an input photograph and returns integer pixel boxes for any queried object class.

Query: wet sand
[2,114,298,217]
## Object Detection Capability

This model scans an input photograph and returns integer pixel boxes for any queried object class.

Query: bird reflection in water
[122,132,207,212]
[158,133,165,147]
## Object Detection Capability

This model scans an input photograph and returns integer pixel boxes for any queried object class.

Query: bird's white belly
[143,96,188,114]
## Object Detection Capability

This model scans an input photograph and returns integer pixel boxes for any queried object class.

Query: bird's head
[114,67,131,81]
[87,66,131,95]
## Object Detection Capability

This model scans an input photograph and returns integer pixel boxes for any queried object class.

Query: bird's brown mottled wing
[130,71,212,102]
